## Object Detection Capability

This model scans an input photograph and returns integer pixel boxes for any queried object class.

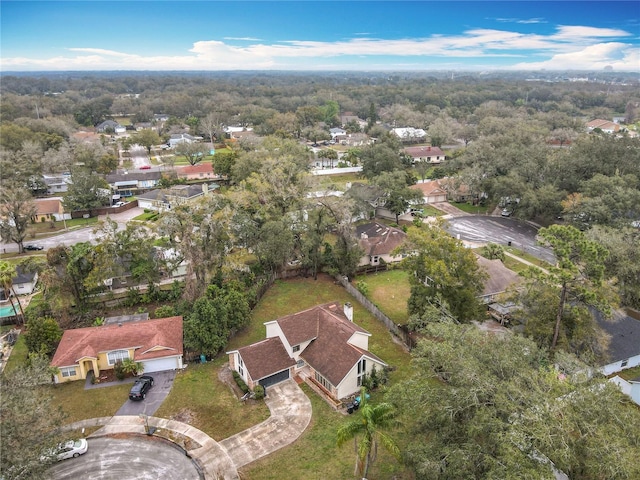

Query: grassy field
[154,360,271,441]
[353,269,411,326]
[313,172,363,190]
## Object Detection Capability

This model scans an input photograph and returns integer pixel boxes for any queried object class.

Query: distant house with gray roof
[136,183,217,212]
[597,312,640,375]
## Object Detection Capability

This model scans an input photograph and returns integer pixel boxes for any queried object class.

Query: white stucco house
[227,302,387,401]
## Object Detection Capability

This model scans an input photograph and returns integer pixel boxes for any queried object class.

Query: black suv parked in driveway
[129,375,154,401]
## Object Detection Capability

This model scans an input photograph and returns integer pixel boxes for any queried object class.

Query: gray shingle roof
[596,312,640,363]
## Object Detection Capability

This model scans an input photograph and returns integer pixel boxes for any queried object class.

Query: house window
[292,345,300,353]
[357,358,367,387]
[621,359,629,368]
[315,372,333,391]
[61,367,77,378]
[107,349,130,365]
[238,357,244,377]
[296,359,305,368]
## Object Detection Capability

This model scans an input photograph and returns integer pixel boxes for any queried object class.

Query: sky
[1,1,639,72]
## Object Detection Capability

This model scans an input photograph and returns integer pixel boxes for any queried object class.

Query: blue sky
[1,1,639,72]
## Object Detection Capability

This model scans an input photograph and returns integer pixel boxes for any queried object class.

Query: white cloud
[1,24,638,71]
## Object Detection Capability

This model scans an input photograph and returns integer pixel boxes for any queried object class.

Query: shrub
[154,305,176,318]
[113,360,126,380]
[253,385,265,400]
[356,281,369,297]
[232,370,250,393]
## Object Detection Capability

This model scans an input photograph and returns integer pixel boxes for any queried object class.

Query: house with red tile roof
[227,302,386,401]
[356,222,408,267]
[51,316,184,383]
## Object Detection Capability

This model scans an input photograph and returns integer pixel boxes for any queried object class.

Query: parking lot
[446,216,555,264]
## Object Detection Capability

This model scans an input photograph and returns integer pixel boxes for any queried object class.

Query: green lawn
[154,360,270,441]
[353,269,411,326]
[615,365,640,381]
[505,246,552,269]
[451,201,494,214]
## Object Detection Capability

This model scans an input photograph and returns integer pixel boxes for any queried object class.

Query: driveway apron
[115,370,176,416]
[219,379,312,468]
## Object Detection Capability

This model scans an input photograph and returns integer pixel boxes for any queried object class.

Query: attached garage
[142,356,181,374]
[258,369,290,388]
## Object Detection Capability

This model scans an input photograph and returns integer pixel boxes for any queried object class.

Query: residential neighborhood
[1,69,639,480]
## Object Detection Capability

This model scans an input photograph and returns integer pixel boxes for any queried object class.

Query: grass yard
[47,380,131,421]
[452,201,494,215]
[154,360,270,441]
[353,269,411,326]
[228,274,413,385]
[314,172,363,190]
[240,384,411,480]
[505,246,552,269]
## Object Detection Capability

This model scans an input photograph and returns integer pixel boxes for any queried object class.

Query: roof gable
[236,337,296,381]
[356,222,407,256]
[51,317,183,367]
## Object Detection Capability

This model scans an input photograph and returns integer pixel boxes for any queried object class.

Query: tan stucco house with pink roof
[227,302,386,401]
[50,316,184,383]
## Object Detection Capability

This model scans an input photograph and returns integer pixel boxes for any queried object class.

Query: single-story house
[610,375,640,406]
[404,145,446,164]
[32,198,70,223]
[340,112,367,130]
[176,163,217,181]
[391,127,426,142]
[96,120,126,134]
[137,183,215,212]
[106,171,162,197]
[51,316,184,384]
[12,267,38,295]
[356,222,408,267]
[227,302,387,401]
[586,119,620,134]
[0,267,38,300]
[168,133,202,148]
[153,114,170,123]
[597,312,640,375]
[330,127,346,140]
[410,179,448,204]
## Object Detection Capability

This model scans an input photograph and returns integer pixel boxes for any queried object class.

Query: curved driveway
[55,379,311,480]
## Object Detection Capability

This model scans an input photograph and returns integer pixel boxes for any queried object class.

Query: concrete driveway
[63,377,312,479]
[115,370,176,416]
[47,436,202,480]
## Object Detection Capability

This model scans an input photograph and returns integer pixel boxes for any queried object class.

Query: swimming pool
[0,304,19,318]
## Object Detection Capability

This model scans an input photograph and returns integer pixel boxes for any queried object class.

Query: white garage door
[142,357,179,373]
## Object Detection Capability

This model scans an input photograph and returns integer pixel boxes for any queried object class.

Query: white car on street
[43,438,88,462]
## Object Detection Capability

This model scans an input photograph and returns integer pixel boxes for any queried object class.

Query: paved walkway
[62,378,312,480]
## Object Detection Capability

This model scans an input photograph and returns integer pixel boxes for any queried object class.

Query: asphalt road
[47,436,202,480]
[446,215,556,264]
[1,207,144,254]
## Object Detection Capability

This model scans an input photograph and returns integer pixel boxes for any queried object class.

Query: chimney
[344,302,353,322]
[118,322,123,327]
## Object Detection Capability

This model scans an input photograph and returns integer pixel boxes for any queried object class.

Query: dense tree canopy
[387,322,640,480]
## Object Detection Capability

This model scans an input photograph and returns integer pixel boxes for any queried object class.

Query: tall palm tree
[337,388,402,479]
[0,261,25,322]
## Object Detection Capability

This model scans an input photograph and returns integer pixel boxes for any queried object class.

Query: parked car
[139,165,151,170]
[113,201,126,207]
[42,439,88,462]
[129,375,154,401]
[501,208,512,217]
[24,244,44,250]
